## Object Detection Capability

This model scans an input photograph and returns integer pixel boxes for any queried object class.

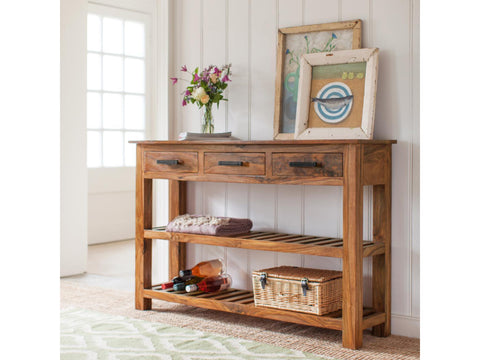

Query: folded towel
[166,214,253,237]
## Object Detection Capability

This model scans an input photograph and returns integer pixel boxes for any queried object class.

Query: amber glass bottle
[185,274,232,293]
[179,259,225,278]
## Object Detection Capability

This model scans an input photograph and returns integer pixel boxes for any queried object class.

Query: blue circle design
[314,82,353,124]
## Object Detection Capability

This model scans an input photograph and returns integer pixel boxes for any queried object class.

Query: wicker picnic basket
[252,266,342,315]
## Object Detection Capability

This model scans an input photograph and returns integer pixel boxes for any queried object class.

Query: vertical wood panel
[203,0,227,133]
[250,0,276,140]
[373,0,411,317]
[227,0,250,140]
[278,0,303,27]
[411,0,420,318]
[248,184,276,290]
[304,0,339,25]
[276,0,304,269]
[304,186,341,271]
[341,0,370,46]
[225,183,250,290]
[174,0,203,134]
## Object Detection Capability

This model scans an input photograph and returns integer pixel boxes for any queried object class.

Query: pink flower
[170,77,178,85]
[221,74,230,82]
[182,98,187,106]
[181,65,187,72]
[193,73,200,82]
[185,89,191,96]
[213,67,222,75]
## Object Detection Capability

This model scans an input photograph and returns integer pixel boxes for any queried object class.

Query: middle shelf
[144,227,384,258]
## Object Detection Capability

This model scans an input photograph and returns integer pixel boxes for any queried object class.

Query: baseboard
[391,314,420,338]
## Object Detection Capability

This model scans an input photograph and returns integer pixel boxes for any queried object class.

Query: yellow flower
[200,94,210,104]
[209,73,218,83]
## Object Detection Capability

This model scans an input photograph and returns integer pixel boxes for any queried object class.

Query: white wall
[60,0,88,276]
[170,0,419,337]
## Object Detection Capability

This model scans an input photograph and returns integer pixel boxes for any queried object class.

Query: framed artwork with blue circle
[294,48,379,140]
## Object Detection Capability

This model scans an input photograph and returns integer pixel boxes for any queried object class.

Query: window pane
[103,93,123,129]
[87,131,102,168]
[87,92,102,129]
[124,95,145,130]
[103,131,123,167]
[87,53,101,90]
[103,55,123,91]
[124,58,144,93]
[125,131,144,167]
[102,17,123,54]
[87,14,101,51]
[125,21,145,57]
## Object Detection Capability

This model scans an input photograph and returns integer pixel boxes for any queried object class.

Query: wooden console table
[132,139,395,349]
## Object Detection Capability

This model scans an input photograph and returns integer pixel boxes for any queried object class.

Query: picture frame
[273,20,362,140]
[294,48,379,140]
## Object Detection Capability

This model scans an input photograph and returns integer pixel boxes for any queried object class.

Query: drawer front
[144,151,198,173]
[272,153,343,177]
[204,152,265,175]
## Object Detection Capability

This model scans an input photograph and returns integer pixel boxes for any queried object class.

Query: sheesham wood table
[131,139,395,349]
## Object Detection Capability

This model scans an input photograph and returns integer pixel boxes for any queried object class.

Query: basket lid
[253,266,342,282]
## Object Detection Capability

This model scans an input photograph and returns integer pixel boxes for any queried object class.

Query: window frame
[87,3,153,169]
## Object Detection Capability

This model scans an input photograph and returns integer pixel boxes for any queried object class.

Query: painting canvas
[308,62,366,129]
[273,20,362,140]
[294,48,379,140]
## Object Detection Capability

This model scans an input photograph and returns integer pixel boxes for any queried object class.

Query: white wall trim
[392,314,420,338]
[61,0,88,276]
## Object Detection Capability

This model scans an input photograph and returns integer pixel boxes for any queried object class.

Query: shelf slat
[144,287,384,331]
[145,228,384,258]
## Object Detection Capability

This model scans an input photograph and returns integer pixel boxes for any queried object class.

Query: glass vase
[202,104,214,134]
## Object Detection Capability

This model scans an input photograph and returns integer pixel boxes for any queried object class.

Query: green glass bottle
[173,276,204,291]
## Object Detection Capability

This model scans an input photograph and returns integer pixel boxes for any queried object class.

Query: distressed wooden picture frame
[294,48,379,140]
[273,20,362,140]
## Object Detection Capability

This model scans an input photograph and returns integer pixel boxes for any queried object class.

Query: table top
[129,139,397,145]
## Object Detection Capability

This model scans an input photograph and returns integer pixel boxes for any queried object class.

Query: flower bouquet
[171,64,232,134]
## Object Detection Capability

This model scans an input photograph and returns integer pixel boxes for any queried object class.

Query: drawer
[144,151,198,173]
[272,153,343,177]
[204,152,265,175]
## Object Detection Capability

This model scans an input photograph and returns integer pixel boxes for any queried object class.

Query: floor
[64,239,136,292]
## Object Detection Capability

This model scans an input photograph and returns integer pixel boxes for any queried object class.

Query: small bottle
[172,276,204,291]
[179,259,225,278]
[172,274,196,284]
[160,282,173,290]
[185,274,232,293]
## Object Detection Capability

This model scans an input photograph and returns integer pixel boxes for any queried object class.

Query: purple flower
[182,98,187,106]
[332,33,337,39]
[193,73,200,82]
[213,67,222,75]
[180,65,187,72]
[222,74,230,82]
[170,77,178,85]
[185,89,191,96]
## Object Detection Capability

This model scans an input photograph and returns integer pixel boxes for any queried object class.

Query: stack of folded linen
[166,214,253,237]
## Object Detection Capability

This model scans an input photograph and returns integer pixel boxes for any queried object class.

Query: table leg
[342,144,364,349]
[372,146,392,336]
[168,180,186,279]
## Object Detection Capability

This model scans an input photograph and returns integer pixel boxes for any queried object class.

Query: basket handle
[301,278,309,296]
[260,273,267,289]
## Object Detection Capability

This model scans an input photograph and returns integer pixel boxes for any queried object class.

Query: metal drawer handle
[218,161,244,166]
[289,161,320,168]
[157,159,180,165]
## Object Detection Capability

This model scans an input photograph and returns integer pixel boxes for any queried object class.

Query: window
[87,5,149,168]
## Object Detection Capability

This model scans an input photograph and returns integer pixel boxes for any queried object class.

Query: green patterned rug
[61,307,330,360]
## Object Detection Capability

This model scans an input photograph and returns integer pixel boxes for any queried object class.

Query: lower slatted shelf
[144,287,386,331]
[144,227,385,258]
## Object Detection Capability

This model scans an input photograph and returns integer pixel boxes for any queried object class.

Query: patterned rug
[61,279,419,360]
[61,307,327,359]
